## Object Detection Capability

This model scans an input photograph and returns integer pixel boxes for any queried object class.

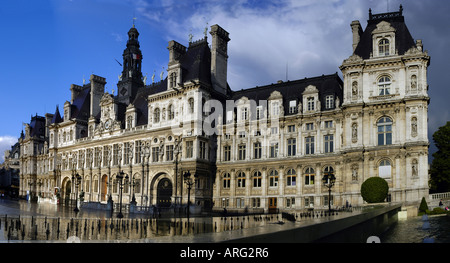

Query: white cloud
[0,136,18,163]
[135,0,373,90]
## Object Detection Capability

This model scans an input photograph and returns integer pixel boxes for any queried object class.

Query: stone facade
[18,6,430,212]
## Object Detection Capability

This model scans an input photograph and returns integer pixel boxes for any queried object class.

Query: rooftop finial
[133,16,136,28]
[399,4,403,15]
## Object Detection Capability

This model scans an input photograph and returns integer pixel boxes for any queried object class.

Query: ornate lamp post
[322,170,336,213]
[116,170,129,218]
[183,171,198,219]
[72,173,82,212]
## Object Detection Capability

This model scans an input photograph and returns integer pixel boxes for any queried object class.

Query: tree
[430,121,450,193]
[360,177,389,203]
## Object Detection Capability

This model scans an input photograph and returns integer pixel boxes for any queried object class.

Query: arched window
[305,167,315,185]
[379,38,390,56]
[378,76,391,95]
[237,171,246,188]
[379,159,392,179]
[188,98,194,113]
[269,170,279,187]
[377,117,393,145]
[253,171,262,188]
[154,108,160,123]
[286,168,296,186]
[223,173,230,189]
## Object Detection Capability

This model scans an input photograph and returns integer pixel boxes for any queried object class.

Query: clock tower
[117,25,144,105]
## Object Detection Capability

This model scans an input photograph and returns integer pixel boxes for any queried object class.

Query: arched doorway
[157,178,172,207]
[101,175,108,202]
[62,178,71,205]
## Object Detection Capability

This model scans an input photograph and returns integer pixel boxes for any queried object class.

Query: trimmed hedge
[360,177,389,203]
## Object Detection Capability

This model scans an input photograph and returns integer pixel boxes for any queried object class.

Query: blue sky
[1,0,449,162]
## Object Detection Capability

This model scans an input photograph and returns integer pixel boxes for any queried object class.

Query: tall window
[305,167,315,185]
[324,135,334,153]
[289,100,297,114]
[154,108,160,123]
[287,138,296,156]
[223,145,231,161]
[323,166,334,184]
[305,136,315,155]
[237,172,246,188]
[166,145,174,161]
[241,107,248,121]
[185,141,193,158]
[152,147,159,162]
[238,144,246,160]
[377,117,393,145]
[325,95,334,109]
[253,171,262,188]
[378,76,391,95]
[188,98,194,113]
[379,38,390,56]
[307,97,315,111]
[168,104,174,120]
[270,142,278,158]
[253,142,262,159]
[223,173,231,189]
[170,72,177,88]
[199,141,207,159]
[286,168,296,186]
[269,170,279,187]
[272,102,279,116]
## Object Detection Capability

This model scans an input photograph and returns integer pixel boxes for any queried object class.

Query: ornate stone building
[19,6,429,212]
[214,6,430,212]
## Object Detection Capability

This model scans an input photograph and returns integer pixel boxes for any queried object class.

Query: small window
[379,38,390,56]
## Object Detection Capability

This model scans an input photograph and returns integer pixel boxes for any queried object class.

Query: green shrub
[360,177,389,203]
[419,197,429,213]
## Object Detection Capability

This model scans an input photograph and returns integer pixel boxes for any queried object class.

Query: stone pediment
[372,21,396,34]
[302,85,318,95]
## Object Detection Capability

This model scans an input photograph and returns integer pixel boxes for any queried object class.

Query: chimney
[210,24,230,95]
[168,40,186,65]
[70,84,83,103]
[351,20,362,52]
[89,74,106,118]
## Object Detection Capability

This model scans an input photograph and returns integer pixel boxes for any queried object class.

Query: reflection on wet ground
[0,199,290,242]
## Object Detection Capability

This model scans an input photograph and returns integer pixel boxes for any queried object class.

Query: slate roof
[354,8,416,59]
[231,73,343,115]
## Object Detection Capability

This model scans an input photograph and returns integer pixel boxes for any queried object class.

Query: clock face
[105,119,111,130]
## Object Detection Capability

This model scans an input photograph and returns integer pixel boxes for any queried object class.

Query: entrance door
[157,178,172,207]
[268,197,277,213]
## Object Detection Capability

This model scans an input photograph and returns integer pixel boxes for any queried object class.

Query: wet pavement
[0,198,394,243]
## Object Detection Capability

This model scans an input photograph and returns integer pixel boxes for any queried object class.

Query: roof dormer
[372,21,396,57]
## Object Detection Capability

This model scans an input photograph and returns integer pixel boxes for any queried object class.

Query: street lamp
[72,173,82,212]
[322,170,336,213]
[183,171,198,219]
[116,170,129,218]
